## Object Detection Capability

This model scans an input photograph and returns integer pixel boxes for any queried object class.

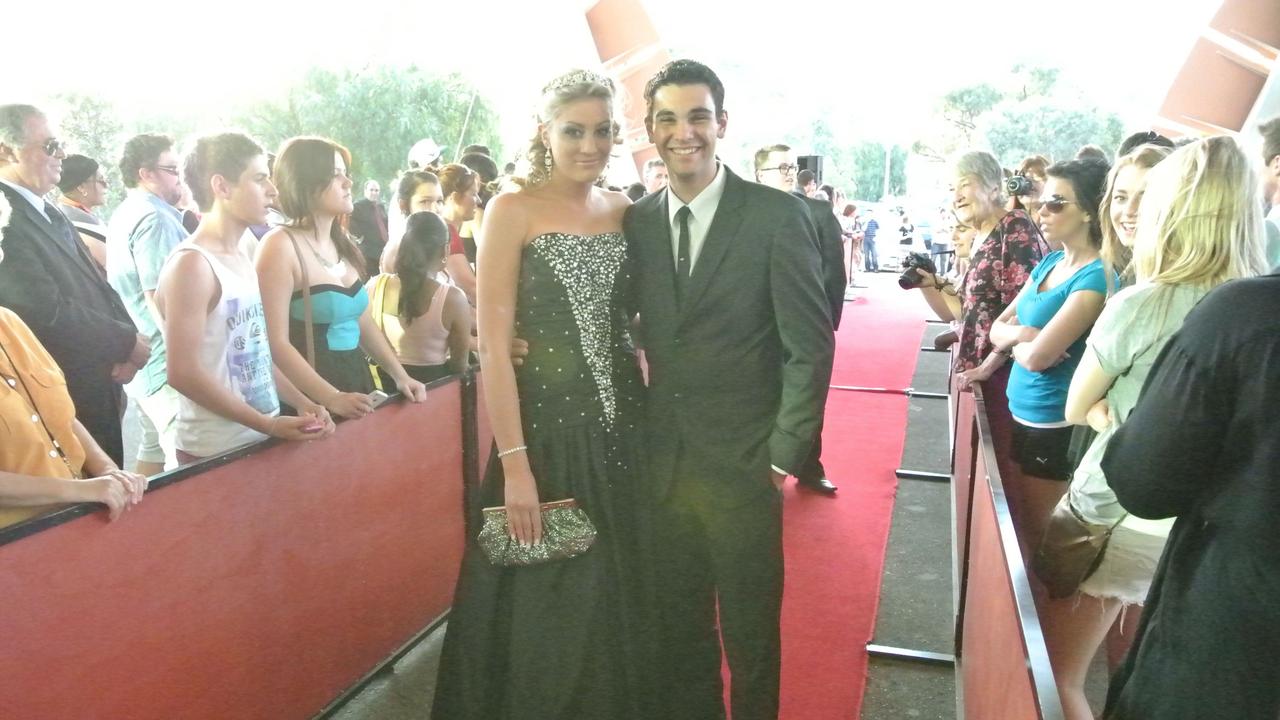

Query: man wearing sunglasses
[106,134,191,475]
[754,143,845,494]
[0,104,146,467]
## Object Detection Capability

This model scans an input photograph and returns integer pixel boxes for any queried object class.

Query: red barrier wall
[0,380,467,720]
[956,386,1064,719]
[962,442,1046,719]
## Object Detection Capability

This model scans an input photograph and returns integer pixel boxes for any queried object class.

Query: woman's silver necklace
[306,230,348,279]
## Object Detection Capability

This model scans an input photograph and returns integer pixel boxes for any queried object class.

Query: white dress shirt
[0,178,50,222]
[665,163,727,273]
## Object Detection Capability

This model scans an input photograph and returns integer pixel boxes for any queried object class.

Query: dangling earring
[544,149,554,177]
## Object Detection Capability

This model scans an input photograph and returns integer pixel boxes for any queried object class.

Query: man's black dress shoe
[797,476,838,494]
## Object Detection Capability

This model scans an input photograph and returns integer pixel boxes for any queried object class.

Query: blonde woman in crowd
[1039,137,1269,720]
[1097,144,1174,289]
[431,69,655,719]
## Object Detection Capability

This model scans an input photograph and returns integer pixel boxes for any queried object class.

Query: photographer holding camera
[907,151,1047,531]
[1007,155,1050,230]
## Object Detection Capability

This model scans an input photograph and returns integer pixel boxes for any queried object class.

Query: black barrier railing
[0,371,474,548]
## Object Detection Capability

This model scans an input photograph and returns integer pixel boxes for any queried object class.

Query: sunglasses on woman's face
[1039,197,1077,214]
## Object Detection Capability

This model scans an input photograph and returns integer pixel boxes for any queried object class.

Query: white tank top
[170,243,280,457]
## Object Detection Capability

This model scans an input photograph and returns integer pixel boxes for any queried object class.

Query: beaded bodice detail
[515,232,633,431]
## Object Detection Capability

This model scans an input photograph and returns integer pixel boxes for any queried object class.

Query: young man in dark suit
[623,60,835,720]
[0,104,147,465]
[756,143,846,494]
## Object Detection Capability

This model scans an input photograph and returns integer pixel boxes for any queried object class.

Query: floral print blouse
[955,209,1048,373]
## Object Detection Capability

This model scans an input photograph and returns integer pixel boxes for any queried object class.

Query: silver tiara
[543,70,613,94]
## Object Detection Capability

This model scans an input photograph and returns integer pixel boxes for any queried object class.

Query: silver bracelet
[497,445,528,458]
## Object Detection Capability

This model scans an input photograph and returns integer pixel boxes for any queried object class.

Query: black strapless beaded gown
[430,232,657,720]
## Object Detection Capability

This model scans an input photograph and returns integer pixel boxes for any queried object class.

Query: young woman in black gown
[430,70,657,719]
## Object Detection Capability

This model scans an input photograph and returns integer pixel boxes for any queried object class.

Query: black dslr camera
[1006,174,1035,196]
[898,252,937,289]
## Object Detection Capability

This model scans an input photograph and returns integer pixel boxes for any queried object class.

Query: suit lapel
[3,187,115,291]
[680,168,748,320]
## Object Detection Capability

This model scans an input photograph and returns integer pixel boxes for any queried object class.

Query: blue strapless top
[290,282,368,351]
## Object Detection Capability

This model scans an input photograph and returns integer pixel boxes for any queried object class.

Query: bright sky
[4,0,1222,158]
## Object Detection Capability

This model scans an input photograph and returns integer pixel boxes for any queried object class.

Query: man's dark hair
[625,182,646,202]
[461,144,490,157]
[797,169,816,188]
[120,133,174,189]
[643,59,726,120]
[183,133,263,212]
[1117,131,1174,158]
[502,161,516,175]
[459,152,499,183]
[1259,116,1280,166]
[1074,144,1109,162]
[1045,157,1110,248]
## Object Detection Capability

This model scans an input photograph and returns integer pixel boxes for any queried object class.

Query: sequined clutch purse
[477,498,597,567]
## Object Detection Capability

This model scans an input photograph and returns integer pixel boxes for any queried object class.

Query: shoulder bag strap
[283,229,316,368]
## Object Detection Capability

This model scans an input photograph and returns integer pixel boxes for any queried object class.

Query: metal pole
[454,91,478,162]
[882,143,892,200]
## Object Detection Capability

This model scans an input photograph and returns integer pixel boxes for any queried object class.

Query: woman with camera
[1008,155,1050,230]
[912,151,1048,533]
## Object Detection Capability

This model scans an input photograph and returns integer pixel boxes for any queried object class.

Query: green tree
[982,98,1124,167]
[236,65,503,190]
[53,93,126,209]
[941,84,1004,141]
[1011,64,1060,101]
[914,83,1005,162]
[848,141,907,202]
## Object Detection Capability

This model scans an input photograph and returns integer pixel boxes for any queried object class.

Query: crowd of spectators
[910,122,1280,718]
[0,93,1278,718]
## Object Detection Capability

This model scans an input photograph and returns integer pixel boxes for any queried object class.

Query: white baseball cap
[408,138,446,168]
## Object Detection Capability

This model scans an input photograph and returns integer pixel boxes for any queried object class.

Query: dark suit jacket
[350,198,388,272]
[0,183,137,400]
[625,167,834,499]
[795,193,847,329]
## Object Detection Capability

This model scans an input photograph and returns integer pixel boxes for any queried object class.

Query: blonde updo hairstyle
[521,69,621,188]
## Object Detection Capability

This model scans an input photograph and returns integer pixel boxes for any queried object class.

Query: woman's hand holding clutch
[503,464,543,547]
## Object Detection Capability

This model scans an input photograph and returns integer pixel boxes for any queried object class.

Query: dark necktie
[675,205,692,304]
[43,201,83,256]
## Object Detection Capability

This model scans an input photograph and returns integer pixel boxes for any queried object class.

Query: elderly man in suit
[350,179,389,273]
[0,104,147,465]
[755,142,846,494]
[624,60,834,720]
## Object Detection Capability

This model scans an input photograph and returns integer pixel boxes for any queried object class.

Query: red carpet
[776,277,932,719]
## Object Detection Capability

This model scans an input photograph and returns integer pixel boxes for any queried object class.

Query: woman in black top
[1101,274,1280,720]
